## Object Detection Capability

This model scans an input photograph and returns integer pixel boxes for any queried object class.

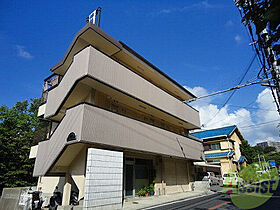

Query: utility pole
[235,0,280,116]
[258,154,263,171]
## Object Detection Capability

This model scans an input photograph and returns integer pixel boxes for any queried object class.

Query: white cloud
[234,35,242,43]
[185,86,280,145]
[16,45,33,59]
[156,1,221,15]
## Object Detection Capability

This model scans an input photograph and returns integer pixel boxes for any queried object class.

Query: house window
[210,143,221,150]
[204,144,210,151]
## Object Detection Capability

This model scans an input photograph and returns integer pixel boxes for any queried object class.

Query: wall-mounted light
[67,132,76,142]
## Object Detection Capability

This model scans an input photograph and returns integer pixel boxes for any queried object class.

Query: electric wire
[203,54,257,127]
[240,119,280,129]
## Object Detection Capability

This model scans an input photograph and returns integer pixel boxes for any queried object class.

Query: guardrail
[41,74,62,104]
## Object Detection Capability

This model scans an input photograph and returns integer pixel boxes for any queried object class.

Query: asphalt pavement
[149,182,280,210]
[148,193,239,210]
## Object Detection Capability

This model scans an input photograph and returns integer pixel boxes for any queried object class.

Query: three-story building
[29,23,204,209]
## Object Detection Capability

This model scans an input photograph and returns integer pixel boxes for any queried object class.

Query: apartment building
[257,141,280,152]
[192,125,246,175]
[29,23,204,209]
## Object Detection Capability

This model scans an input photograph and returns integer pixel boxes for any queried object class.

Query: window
[204,144,210,151]
[210,143,221,150]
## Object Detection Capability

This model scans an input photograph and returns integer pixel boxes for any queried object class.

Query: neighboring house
[257,141,280,152]
[191,125,246,175]
[29,23,204,208]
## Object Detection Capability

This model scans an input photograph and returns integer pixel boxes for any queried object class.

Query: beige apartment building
[29,23,205,209]
[192,125,246,175]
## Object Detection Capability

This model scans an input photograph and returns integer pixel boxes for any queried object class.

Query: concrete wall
[37,176,65,195]
[84,148,123,209]
[69,147,86,200]
[0,187,35,210]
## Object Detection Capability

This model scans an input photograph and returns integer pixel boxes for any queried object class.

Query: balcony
[41,74,62,104]
[33,103,204,177]
[43,46,200,128]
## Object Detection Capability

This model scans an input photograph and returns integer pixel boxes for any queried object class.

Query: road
[148,193,238,210]
[149,183,280,210]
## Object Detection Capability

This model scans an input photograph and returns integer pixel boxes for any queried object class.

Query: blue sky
[0,0,278,144]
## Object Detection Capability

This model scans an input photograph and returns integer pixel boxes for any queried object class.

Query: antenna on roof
[87,7,101,27]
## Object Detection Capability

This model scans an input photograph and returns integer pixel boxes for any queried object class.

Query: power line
[234,0,280,115]
[186,78,267,104]
[192,96,276,112]
[239,119,280,129]
[203,54,257,126]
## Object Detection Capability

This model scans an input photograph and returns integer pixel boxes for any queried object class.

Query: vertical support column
[62,173,71,206]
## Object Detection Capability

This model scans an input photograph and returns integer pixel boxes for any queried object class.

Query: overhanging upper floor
[43,46,200,129]
[33,103,204,177]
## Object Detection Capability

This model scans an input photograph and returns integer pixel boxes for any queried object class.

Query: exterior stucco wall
[230,132,242,161]
[220,141,230,150]
[68,147,86,200]
[34,103,204,178]
[44,46,200,128]
[37,176,65,195]
[81,104,203,161]
[220,158,237,174]
[33,105,84,176]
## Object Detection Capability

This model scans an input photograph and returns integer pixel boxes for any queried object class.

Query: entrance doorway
[124,157,153,197]
[125,164,134,196]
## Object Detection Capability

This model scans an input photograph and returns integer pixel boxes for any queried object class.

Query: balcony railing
[41,74,62,104]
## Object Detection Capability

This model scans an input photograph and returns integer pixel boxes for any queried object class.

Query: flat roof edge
[50,23,196,99]
[119,41,196,99]
[50,23,122,72]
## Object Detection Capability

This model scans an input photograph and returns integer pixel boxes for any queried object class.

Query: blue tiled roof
[205,150,234,158]
[238,155,246,162]
[191,125,236,139]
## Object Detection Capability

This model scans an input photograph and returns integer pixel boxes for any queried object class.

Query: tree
[0,98,40,195]
[240,140,280,167]
[240,140,258,164]
[264,146,277,153]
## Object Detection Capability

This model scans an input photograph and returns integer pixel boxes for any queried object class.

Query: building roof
[50,23,196,100]
[205,150,234,158]
[191,125,236,140]
[238,155,246,162]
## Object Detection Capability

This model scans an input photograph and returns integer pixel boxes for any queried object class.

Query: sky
[0,0,279,145]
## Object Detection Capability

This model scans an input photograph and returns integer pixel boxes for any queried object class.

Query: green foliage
[0,99,40,195]
[240,140,280,168]
[265,151,280,166]
[238,0,280,33]
[137,184,155,196]
[137,188,146,196]
[237,0,280,56]
[240,140,259,164]
[264,146,276,153]
[239,162,278,183]
[143,186,150,194]
[149,184,155,192]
